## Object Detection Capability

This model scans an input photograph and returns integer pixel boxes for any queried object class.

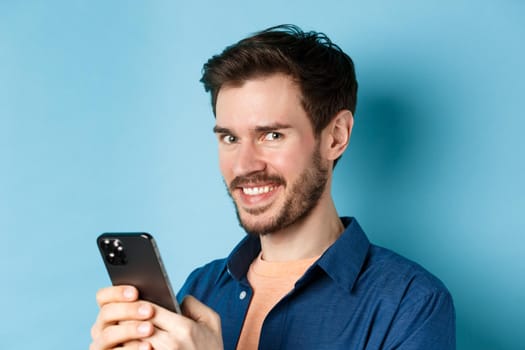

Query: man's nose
[233,142,266,176]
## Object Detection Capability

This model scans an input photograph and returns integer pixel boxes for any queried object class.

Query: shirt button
[239,291,247,300]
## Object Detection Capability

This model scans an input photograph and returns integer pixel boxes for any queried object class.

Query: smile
[242,185,276,195]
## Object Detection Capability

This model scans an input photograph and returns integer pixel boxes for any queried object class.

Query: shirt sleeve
[176,266,205,304]
[384,289,456,350]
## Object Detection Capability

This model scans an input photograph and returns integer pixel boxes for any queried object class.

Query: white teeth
[243,185,274,195]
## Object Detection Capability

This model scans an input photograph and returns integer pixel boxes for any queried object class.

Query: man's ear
[321,110,354,162]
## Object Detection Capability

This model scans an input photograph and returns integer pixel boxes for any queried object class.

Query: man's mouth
[242,185,276,196]
[231,174,285,195]
[235,183,281,212]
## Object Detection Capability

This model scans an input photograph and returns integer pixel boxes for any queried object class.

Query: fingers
[89,321,154,350]
[142,296,223,349]
[94,301,154,332]
[145,323,224,350]
[91,285,156,350]
[96,285,138,307]
[148,295,221,334]
[92,285,143,339]
[181,295,222,334]
[91,289,223,350]
[113,340,151,350]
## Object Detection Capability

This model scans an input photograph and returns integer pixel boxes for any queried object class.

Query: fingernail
[123,287,135,300]
[139,342,150,350]
[138,304,151,317]
[138,322,151,334]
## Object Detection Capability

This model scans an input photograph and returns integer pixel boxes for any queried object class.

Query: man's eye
[221,135,237,144]
[263,132,282,141]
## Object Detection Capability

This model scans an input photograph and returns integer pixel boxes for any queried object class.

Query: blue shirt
[177,217,455,349]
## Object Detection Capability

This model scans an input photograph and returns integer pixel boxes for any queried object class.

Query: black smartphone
[97,232,181,314]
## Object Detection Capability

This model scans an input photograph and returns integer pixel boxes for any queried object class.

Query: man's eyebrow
[213,123,292,134]
[254,123,292,132]
[213,126,231,134]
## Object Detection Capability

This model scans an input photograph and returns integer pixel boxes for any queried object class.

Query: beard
[225,144,329,236]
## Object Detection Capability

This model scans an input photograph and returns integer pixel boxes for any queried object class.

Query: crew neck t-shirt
[236,253,320,350]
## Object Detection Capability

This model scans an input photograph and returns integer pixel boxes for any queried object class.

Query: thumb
[181,295,222,334]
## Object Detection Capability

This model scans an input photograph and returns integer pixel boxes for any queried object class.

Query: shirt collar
[315,217,370,293]
[226,233,261,281]
[226,217,370,293]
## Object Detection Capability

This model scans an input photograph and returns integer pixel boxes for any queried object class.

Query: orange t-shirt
[236,253,320,350]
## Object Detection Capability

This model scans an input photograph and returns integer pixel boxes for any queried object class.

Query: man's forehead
[217,78,303,111]
[216,74,301,102]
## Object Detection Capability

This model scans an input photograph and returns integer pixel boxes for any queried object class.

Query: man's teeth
[242,186,274,195]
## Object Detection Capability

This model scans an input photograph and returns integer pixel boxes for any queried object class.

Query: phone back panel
[97,233,180,313]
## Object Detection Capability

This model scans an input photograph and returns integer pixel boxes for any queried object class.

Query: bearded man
[90,25,455,350]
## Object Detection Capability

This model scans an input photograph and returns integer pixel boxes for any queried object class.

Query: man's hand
[89,285,223,350]
[143,295,223,349]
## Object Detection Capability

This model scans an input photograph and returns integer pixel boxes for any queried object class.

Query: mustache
[229,172,286,191]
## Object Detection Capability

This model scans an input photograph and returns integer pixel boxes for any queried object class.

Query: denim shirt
[177,217,455,350]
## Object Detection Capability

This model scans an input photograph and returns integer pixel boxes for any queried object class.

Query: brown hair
[200,24,358,137]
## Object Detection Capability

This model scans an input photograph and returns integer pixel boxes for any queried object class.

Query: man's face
[214,74,330,236]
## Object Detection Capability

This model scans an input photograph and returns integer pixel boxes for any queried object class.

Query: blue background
[1,1,523,349]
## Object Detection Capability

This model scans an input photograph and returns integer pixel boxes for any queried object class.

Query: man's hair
[200,24,358,137]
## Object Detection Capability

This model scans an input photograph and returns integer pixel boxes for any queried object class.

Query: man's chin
[234,201,285,235]
[238,217,263,235]
[238,201,273,216]
[238,215,276,236]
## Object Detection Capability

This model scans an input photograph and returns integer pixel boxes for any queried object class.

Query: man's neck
[259,195,344,262]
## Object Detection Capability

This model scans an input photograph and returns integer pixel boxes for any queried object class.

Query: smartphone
[97,232,181,314]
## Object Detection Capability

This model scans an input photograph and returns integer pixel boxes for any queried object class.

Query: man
[90,25,455,350]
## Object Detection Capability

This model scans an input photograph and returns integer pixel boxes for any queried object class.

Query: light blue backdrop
[1,1,523,349]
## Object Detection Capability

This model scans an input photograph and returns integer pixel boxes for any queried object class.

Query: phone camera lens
[102,238,127,265]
